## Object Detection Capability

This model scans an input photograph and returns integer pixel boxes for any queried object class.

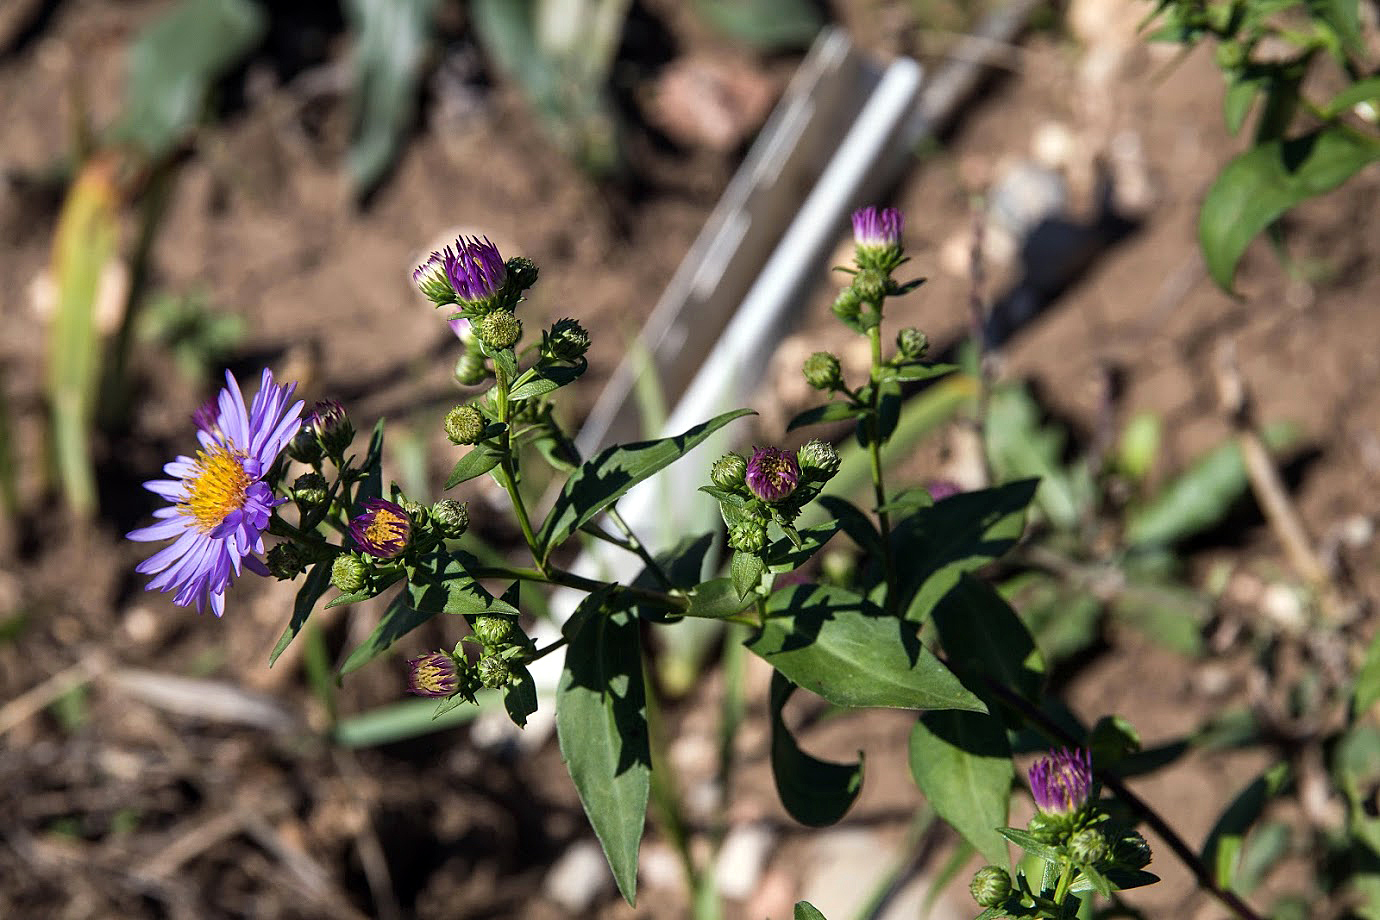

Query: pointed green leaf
[1200,126,1380,291]
[765,522,841,574]
[997,827,1062,862]
[879,362,958,383]
[503,665,538,728]
[556,604,650,905]
[338,590,432,676]
[356,419,386,505]
[270,559,335,665]
[793,901,829,920]
[538,408,753,559]
[1201,762,1291,890]
[787,402,866,431]
[747,584,985,712]
[1354,628,1380,714]
[445,442,504,489]
[695,0,823,51]
[770,673,863,826]
[932,575,1045,712]
[684,577,756,620]
[731,550,765,599]
[816,496,882,557]
[909,709,1012,864]
[509,358,587,400]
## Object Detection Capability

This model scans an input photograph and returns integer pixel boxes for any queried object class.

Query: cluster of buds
[288,398,356,466]
[832,207,923,332]
[969,747,1153,914]
[709,441,841,556]
[327,494,471,596]
[414,235,541,368]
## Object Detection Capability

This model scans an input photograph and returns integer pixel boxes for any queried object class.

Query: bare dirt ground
[1,1,1377,918]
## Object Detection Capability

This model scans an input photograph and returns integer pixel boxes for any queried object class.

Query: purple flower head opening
[128,369,305,617]
[746,446,801,503]
[407,652,460,698]
[444,236,507,305]
[1029,747,1093,815]
[350,498,412,559]
[851,206,904,250]
[307,398,344,436]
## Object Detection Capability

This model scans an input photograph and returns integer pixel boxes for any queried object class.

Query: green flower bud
[1113,829,1152,869]
[286,426,323,465]
[797,439,840,481]
[431,499,469,538]
[505,256,539,294]
[444,405,486,445]
[478,654,513,689]
[802,351,843,390]
[969,866,1011,908]
[331,553,367,594]
[896,327,929,360]
[711,453,748,491]
[832,287,862,324]
[266,542,309,581]
[544,317,590,362]
[472,614,516,647]
[478,311,521,349]
[1069,827,1109,865]
[1027,811,1062,843]
[292,472,328,509]
[455,349,489,386]
[728,518,768,554]
[852,267,889,303]
[307,399,354,458]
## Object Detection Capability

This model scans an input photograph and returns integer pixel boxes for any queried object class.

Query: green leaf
[504,665,538,728]
[747,584,986,712]
[356,419,387,506]
[770,673,863,826]
[1308,0,1363,56]
[1002,574,1102,664]
[787,401,867,432]
[1354,628,1380,714]
[114,0,266,156]
[1201,762,1291,890]
[1235,820,1291,895]
[1200,126,1380,291]
[985,384,1084,531]
[445,442,505,489]
[997,826,1062,862]
[816,496,883,558]
[931,575,1045,711]
[793,902,829,920]
[1068,867,1160,894]
[731,550,765,599]
[1223,76,1263,136]
[694,0,824,50]
[684,577,756,620]
[407,548,518,616]
[334,693,495,747]
[1125,423,1297,547]
[879,362,959,383]
[509,359,587,400]
[556,605,650,905]
[908,709,1012,864]
[1324,77,1380,118]
[857,380,902,447]
[538,408,753,560]
[343,0,439,197]
[270,560,336,666]
[338,590,433,676]
[765,522,841,574]
[1109,580,1209,656]
[891,479,1039,622]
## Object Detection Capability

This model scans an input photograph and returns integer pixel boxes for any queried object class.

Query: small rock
[543,839,612,913]
[640,841,685,894]
[987,160,1068,241]
[715,822,777,900]
[1260,582,1307,634]
[799,828,898,919]
[1032,121,1075,170]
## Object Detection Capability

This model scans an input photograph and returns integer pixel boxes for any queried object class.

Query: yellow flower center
[364,509,409,546]
[180,445,251,533]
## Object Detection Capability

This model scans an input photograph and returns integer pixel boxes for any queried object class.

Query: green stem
[492,356,545,571]
[1051,860,1074,907]
[866,322,898,611]
[465,563,688,613]
[608,507,676,590]
[529,636,567,662]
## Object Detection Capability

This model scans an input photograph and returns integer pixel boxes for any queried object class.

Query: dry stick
[0,650,106,738]
[981,676,1266,920]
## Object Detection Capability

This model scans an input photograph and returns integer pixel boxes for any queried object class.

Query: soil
[2,1,1378,919]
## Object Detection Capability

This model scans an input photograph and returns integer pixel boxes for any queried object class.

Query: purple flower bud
[407,651,460,698]
[851,206,903,251]
[1029,747,1093,815]
[349,498,413,559]
[307,398,354,456]
[444,236,507,306]
[926,479,963,502]
[745,446,801,503]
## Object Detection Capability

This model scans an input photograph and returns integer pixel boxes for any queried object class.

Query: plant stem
[979,676,1265,920]
[866,322,898,611]
[608,507,676,590]
[529,636,567,662]
[491,355,545,571]
[466,563,688,613]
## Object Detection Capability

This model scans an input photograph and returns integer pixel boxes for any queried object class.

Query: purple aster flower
[407,651,461,698]
[128,369,304,617]
[745,446,801,503]
[1029,747,1094,815]
[851,206,904,251]
[349,498,412,559]
[443,236,507,306]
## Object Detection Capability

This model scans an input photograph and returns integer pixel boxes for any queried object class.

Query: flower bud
[308,398,354,458]
[543,317,590,362]
[349,498,412,559]
[407,651,461,698]
[1113,830,1152,869]
[927,479,962,502]
[1030,747,1094,816]
[832,287,862,325]
[477,311,522,350]
[896,327,929,360]
[292,472,328,509]
[852,267,890,304]
[797,439,840,481]
[472,614,516,647]
[413,251,454,304]
[445,236,507,309]
[287,426,323,465]
[710,453,747,491]
[431,499,470,538]
[455,349,489,386]
[728,519,768,554]
[1026,812,1062,843]
[852,206,903,253]
[266,542,309,581]
[444,405,486,445]
[746,446,800,503]
[331,553,367,594]
[968,866,1011,908]
[803,351,843,390]
[477,654,513,689]
[504,255,539,294]
[1069,827,1109,865]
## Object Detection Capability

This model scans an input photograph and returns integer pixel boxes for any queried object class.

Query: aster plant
[129,220,1312,920]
